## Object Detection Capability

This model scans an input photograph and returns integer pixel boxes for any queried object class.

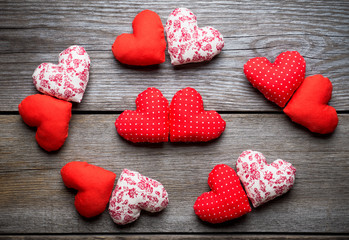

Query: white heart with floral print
[236,150,296,208]
[32,45,90,103]
[165,8,224,65]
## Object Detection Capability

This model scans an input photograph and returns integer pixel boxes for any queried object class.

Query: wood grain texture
[0,0,348,111]
[1,114,348,233]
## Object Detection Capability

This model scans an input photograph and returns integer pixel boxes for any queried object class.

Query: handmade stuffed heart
[18,94,72,152]
[112,10,166,66]
[169,87,226,142]
[109,169,169,225]
[236,150,296,208]
[115,87,169,143]
[61,161,116,218]
[244,51,306,107]
[193,164,251,224]
[283,74,338,134]
[32,45,90,103]
[165,8,224,65]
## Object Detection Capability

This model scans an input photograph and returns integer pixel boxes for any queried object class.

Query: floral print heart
[32,45,90,103]
[165,8,224,65]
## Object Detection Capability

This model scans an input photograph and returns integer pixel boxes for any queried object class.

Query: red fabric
[112,10,166,66]
[115,87,169,143]
[283,74,338,134]
[18,94,72,152]
[193,164,251,224]
[244,51,306,107]
[61,161,116,218]
[169,87,226,142]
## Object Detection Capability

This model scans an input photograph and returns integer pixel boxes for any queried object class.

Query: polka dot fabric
[115,87,169,143]
[193,164,251,224]
[169,87,226,142]
[244,51,306,107]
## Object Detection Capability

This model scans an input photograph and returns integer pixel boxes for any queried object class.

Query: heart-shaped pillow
[236,150,296,208]
[109,169,169,225]
[112,10,166,66]
[283,74,338,134]
[18,94,72,152]
[32,45,90,103]
[61,161,116,218]
[165,8,224,65]
[169,87,226,142]
[193,164,251,224]
[244,51,306,107]
[115,87,169,143]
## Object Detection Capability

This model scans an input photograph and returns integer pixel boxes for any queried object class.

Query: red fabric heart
[115,87,169,143]
[112,10,166,66]
[193,164,251,224]
[61,161,116,218]
[18,94,72,152]
[169,87,226,142]
[244,51,306,107]
[283,74,338,134]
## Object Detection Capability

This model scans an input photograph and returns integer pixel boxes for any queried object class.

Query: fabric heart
[109,169,169,225]
[236,150,296,208]
[112,10,166,66]
[115,87,169,143]
[169,87,226,142]
[61,161,116,218]
[193,164,251,224]
[244,51,306,107]
[32,45,90,103]
[165,8,224,65]
[283,74,338,134]
[18,94,72,152]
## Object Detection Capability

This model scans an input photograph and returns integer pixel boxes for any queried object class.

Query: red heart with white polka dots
[115,87,169,143]
[193,164,251,224]
[244,51,306,107]
[169,87,226,142]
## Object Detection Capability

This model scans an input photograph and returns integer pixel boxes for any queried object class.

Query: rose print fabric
[165,8,224,65]
[32,45,91,103]
[109,169,169,225]
[236,150,296,208]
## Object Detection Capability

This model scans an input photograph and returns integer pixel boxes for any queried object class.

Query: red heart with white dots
[169,87,226,142]
[244,51,306,107]
[193,164,251,224]
[115,87,169,143]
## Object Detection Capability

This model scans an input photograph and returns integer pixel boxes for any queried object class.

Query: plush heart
[18,94,72,152]
[32,45,90,103]
[165,8,224,65]
[283,74,338,134]
[244,51,306,107]
[61,161,116,218]
[236,150,296,208]
[115,87,169,143]
[109,169,169,225]
[193,164,251,224]
[169,87,226,142]
[112,10,166,66]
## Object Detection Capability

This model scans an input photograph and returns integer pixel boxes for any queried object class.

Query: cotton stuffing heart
[61,161,116,218]
[18,94,72,152]
[32,45,90,103]
[109,169,169,225]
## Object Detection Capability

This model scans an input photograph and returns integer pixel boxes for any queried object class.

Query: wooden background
[0,0,348,239]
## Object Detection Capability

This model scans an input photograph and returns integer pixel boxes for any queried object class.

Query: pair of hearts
[61,162,168,224]
[112,8,224,66]
[115,87,226,143]
[244,51,338,134]
[194,150,296,224]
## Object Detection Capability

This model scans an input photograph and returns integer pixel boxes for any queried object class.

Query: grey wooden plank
[0,114,348,233]
[0,0,348,111]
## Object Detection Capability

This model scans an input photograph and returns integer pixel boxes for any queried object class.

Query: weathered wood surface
[0,0,349,238]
